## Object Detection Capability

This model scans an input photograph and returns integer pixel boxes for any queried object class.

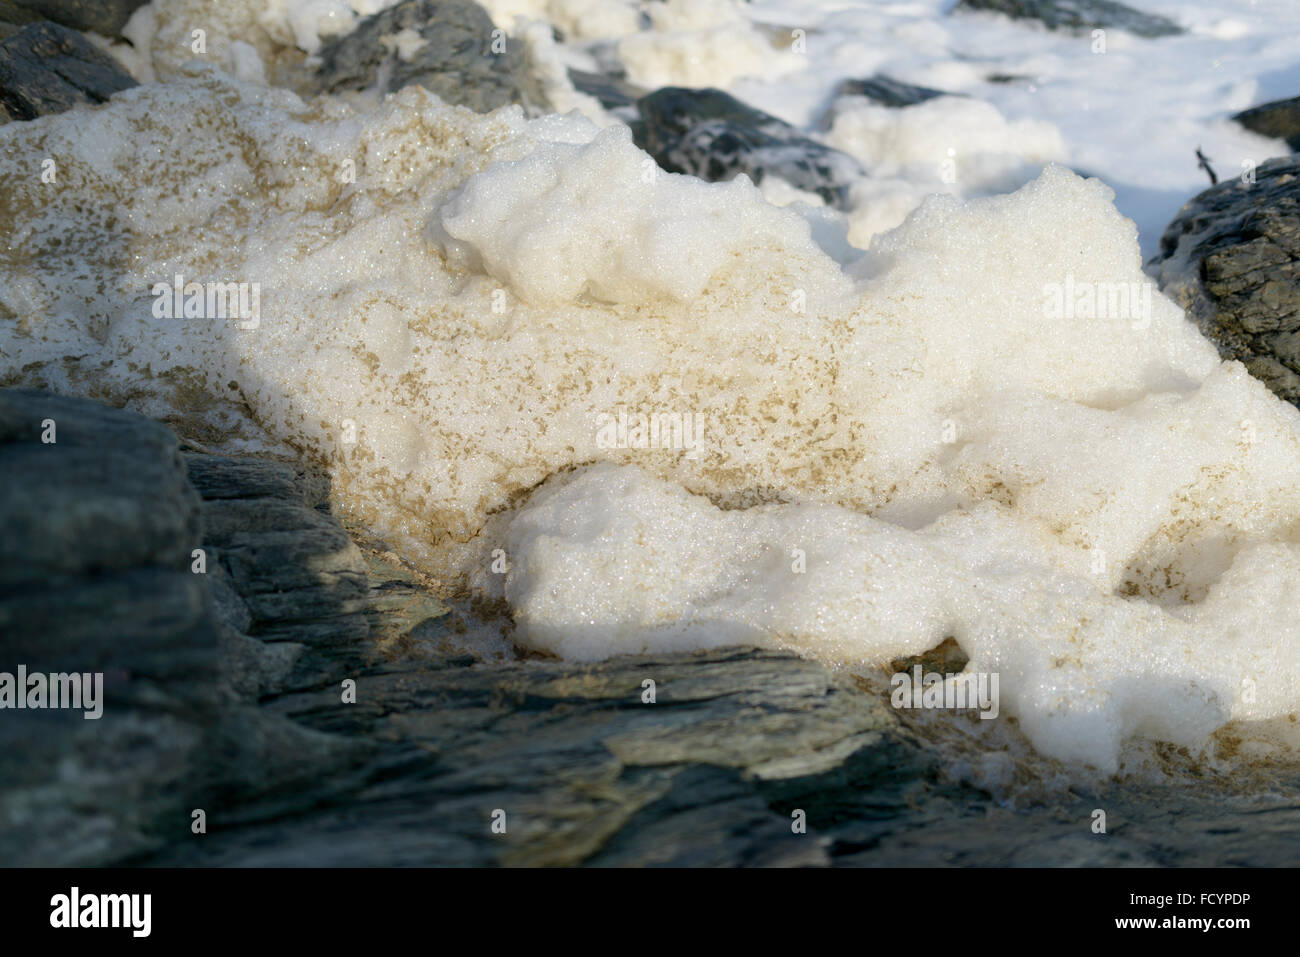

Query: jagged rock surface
[0,21,136,122]
[1233,96,1300,152]
[954,0,1183,37]
[0,0,148,37]
[634,87,865,208]
[1150,157,1300,404]
[309,0,531,113]
[0,389,369,866]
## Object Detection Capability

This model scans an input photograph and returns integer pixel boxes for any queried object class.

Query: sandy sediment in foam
[3,67,1300,771]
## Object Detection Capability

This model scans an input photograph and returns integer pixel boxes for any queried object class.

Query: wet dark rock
[0,390,200,587]
[635,86,865,208]
[0,389,369,866]
[0,0,148,37]
[568,67,644,110]
[0,20,137,122]
[1233,96,1300,152]
[140,639,1300,867]
[835,74,957,109]
[1150,157,1300,404]
[954,0,1183,37]
[181,449,454,693]
[310,0,529,113]
[146,647,932,866]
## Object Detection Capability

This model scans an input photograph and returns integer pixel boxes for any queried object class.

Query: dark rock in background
[819,74,964,132]
[635,86,865,208]
[0,20,136,122]
[0,0,148,37]
[1150,157,1300,404]
[310,0,530,113]
[954,0,1183,37]
[1233,96,1300,152]
[568,67,644,111]
[835,74,957,109]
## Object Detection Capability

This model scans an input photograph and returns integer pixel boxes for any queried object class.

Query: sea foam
[3,66,1299,773]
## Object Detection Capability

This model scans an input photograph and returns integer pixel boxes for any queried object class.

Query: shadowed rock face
[635,87,866,208]
[0,20,136,122]
[1150,157,1300,405]
[954,0,1183,37]
[0,389,370,866]
[1233,96,1300,152]
[309,0,529,113]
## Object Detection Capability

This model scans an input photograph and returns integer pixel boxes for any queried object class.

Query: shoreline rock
[1233,96,1300,152]
[309,0,533,114]
[954,0,1183,37]
[634,86,865,208]
[1150,157,1300,405]
[0,0,148,38]
[0,20,136,122]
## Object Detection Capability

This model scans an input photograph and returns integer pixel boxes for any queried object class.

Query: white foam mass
[827,96,1068,247]
[434,125,824,305]
[3,69,1300,773]
[503,461,1300,772]
[480,0,642,40]
[617,0,803,90]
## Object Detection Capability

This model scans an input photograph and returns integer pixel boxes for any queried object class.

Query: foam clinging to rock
[3,68,1300,773]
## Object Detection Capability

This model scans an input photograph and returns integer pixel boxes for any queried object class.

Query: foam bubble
[617,0,803,90]
[434,125,824,306]
[4,64,1300,773]
[503,460,1300,773]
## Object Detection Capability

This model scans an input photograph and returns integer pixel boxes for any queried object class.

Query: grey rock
[0,389,369,866]
[184,455,369,637]
[635,87,866,208]
[219,628,306,701]
[310,0,529,113]
[146,647,929,866]
[567,68,645,110]
[0,21,136,122]
[835,74,957,109]
[954,0,1183,37]
[181,451,453,689]
[0,0,148,36]
[0,569,217,685]
[1233,96,1300,152]
[0,389,201,586]
[143,639,1300,867]
[1150,157,1300,404]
